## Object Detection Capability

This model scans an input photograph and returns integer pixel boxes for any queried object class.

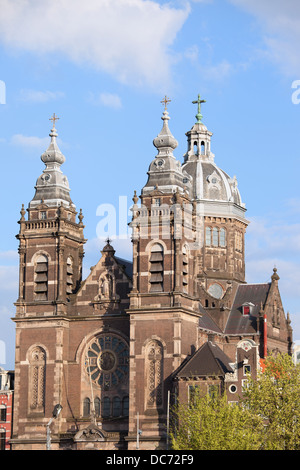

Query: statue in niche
[99,274,113,299]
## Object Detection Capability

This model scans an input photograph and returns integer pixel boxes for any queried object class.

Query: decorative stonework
[146,340,163,408]
[28,346,46,413]
[85,334,129,390]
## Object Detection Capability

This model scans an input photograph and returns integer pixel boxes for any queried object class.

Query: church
[10,97,292,450]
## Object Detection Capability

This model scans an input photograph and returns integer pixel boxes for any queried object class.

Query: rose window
[85,334,129,390]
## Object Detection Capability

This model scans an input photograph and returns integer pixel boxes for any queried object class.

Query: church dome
[182,119,245,216]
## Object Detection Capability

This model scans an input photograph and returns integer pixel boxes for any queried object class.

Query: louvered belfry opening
[34,254,48,301]
[182,245,188,292]
[149,243,164,292]
[66,257,74,295]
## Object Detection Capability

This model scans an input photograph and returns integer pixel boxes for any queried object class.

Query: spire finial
[49,113,60,129]
[160,95,171,112]
[192,94,206,123]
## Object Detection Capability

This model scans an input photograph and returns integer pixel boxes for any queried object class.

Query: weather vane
[192,94,206,123]
[160,95,171,111]
[49,113,60,128]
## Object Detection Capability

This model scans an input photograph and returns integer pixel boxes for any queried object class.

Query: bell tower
[15,116,86,316]
[12,117,86,446]
[127,99,202,449]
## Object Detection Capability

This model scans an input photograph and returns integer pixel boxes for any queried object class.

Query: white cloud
[0,266,18,292]
[0,0,190,89]
[18,89,65,103]
[0,251,18,263]
[88,92,122,109]
[229,0,300,76]
[11,134,49,150]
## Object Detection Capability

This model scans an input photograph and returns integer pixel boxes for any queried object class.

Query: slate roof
[224,283,270,335]
[175,341,234,379]
[115,256,133,280]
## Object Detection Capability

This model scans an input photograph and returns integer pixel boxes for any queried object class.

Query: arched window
[123,396,129,416]
[219,228,226,247]
[34,254,48,301]
[193,141,198,155]
[205,227,211,246]
[149,243,164,292]
[29,346,46,413]
[94,397,101,417]
[182,245,188,292]
[66,256,74,296]
[112,397,121,417]
[102,397,110,418]
[212,227,219,246]
[201,141,205,155]
[83,397,90,417]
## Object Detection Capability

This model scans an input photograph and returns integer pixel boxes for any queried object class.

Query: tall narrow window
[0,429,5,451]
[205,227,211,246]
[212,227,219,246]
[94,397,101,417]
[112,397,121,417]
[149,243,164,292]
[201,141,205,155]
[0,405,6,422]
[34,255,48,300]
[29,346,46,414]
[146,340,163,408]
[66,256,74,295]
[102,397,110,418]
[193,141,198,155]
[123,396,129,416]
[182,245,188,292]
[219,228,226,247]
[83,397,91,417]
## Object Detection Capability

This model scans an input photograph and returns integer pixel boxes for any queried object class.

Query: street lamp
[46,404,63,450]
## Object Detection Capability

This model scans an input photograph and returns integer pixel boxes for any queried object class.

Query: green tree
[243,353,300,450]
[170,388,264,450]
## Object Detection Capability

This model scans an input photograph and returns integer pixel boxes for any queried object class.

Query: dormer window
[40,211,47,220]
[243,305,250,315]
[242,302,254,316]
[154,198,161,207]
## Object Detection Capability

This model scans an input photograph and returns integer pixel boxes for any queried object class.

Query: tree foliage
[170,388,264,450]
[243,353,300,450]
[171,353,300,450]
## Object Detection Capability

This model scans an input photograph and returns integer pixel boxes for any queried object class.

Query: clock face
[207,283,224,299]
[85,334,129,390]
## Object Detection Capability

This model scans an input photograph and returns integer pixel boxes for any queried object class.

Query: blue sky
[0,0,300,369]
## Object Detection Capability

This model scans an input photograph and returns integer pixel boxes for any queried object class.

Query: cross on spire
[160,95,171,111]
[192,94,206,123]
[49,113,60,129]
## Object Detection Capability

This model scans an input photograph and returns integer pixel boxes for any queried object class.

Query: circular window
[85,334,129,390]
[207,283,224,299]
[229,384,237,394]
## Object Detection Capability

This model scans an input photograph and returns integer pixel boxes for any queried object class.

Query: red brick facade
[10,108,292,450]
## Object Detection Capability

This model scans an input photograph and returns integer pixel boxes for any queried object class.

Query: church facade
[11,100,292,450]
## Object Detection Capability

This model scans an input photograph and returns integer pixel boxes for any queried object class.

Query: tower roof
[29,116,75,209]
[182,96,246,220]
[142,98,187,195]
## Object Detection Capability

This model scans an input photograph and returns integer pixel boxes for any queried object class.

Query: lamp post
[46,404,63,450]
